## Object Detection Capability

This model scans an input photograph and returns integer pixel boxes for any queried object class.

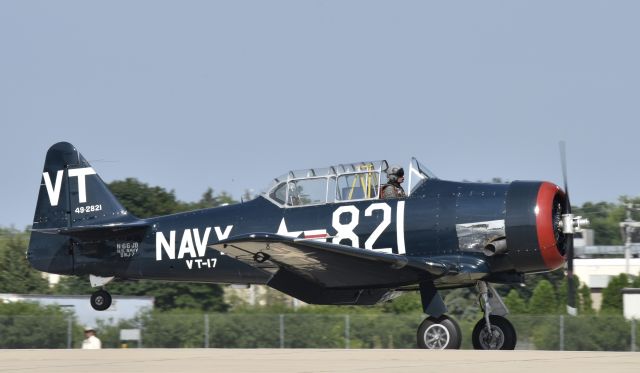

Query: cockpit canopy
[264,158,436,207]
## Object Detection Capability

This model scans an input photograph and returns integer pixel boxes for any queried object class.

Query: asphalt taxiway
[0,349,638,373]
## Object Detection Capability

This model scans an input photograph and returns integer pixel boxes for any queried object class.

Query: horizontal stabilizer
[31,221,149,240]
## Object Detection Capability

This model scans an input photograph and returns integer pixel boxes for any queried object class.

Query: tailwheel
[471,315,516,350]
[417,315,462,349]
[90,289,112,311]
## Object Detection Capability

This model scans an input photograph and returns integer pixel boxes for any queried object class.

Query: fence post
[204,314,210,348]
[279,314,285,348]
[345,315,350,349]
[632,319,637,352]
[67,316,72,349]
[138,320,143,348]
[559,315,564,351]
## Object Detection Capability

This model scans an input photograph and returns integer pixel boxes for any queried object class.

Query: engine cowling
[505,181,567,273]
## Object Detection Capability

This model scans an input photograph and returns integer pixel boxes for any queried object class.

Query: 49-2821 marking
[74,204,103,214]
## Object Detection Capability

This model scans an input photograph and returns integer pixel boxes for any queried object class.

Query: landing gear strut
[471,281,516,350]
[90,289,112,311]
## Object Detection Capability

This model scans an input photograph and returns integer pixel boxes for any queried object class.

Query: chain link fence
[0,314,638,350]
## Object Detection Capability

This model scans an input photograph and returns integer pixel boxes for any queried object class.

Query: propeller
[559,141,577,316]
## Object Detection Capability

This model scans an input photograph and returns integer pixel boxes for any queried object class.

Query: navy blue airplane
[28,142,587,349]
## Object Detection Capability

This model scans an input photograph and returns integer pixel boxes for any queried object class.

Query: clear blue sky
[1,1,639,228]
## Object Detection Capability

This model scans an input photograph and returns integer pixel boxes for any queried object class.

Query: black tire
[471,315,516,350]
[90,290,112,311]
[417,315,462,349]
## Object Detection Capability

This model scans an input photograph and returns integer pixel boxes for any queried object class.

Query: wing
[211,233,459,288]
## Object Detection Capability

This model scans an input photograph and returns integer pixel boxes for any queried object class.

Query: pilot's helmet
[387,166,404,183]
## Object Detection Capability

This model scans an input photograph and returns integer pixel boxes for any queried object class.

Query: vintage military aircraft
[28,142,588,349]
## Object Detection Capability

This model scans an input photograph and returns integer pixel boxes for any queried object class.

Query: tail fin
[32,142,135,230]
[29,142,138,275]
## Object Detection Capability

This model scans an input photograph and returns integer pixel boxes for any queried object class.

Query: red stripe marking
[304,233,327,239]
[535,182,565,271]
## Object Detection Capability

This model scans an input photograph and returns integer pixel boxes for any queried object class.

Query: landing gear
[472,281,516,350]
[415,280,517,349]
[88,275,115,311]
[417,315,462,349]
[90,289,112,311]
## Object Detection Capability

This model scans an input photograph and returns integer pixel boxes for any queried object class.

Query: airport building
[573,227,640,315]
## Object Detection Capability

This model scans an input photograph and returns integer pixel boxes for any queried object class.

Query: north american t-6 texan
[28,142,588,349]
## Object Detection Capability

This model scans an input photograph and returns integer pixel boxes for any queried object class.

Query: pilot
[381,166,406,199]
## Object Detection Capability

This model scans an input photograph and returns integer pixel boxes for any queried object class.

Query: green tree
[573,196,640,246]
[187,188,235,210]
[528,280,557,314]
[241,189,256,202]
[556,274,582,314]
[508,269,565,301]
[579,283,594,314]
[110,281,228,312]
[137,309,204,347]
[208,312,282,348]
[108,179,237,218]
[504,289,528,314]
[0,302,78,348]
[442,288,481,322]
[381,292,422,314]
[573,202,622,245]
[533,315,630,351]
[108,178,188,218]
[601,273,630,314]
[0,229,49,294]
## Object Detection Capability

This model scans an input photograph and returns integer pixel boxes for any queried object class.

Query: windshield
[407,157,436,196]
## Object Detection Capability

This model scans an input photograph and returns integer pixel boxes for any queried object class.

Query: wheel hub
[479,326,504,349]
[424,324,450,349]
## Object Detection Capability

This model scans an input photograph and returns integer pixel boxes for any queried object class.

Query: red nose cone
[535,182,566,271]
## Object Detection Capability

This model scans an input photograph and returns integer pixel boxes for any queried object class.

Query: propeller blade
[566,236,577,315]
[560,141,577,315]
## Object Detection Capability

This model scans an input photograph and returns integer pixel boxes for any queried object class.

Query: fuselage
[48,178,565,290]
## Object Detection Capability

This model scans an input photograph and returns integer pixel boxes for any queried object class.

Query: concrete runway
[0,349,639,373]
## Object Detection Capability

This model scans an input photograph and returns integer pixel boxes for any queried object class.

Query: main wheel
[90,289,112,311]
[417,315,462,349]
[471,315,516,350]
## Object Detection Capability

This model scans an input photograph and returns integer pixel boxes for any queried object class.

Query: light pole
[620,203,640,275]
